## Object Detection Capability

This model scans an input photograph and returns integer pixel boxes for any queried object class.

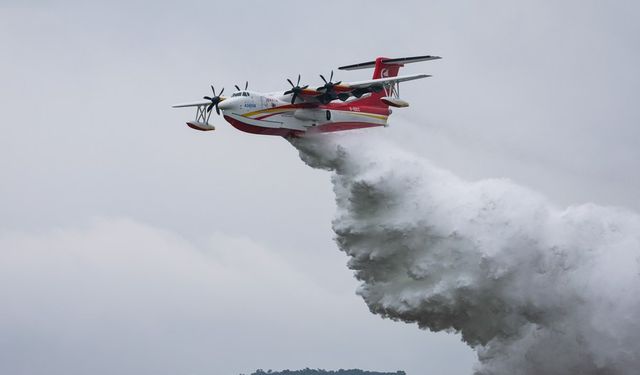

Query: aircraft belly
[225,107,387,137]
[226,113,303,130]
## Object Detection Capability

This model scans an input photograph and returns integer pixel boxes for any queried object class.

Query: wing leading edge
[292,74,431,103]
[172,101,211,108]
[345,73,431,89]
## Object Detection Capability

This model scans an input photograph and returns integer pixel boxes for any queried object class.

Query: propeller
[317,70,342,92]
[317,70,343,104]
[234,81,249,91]
[203,85,225,115]
[283,74,309,104]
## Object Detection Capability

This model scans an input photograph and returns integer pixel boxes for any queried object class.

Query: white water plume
[289,133,640,375]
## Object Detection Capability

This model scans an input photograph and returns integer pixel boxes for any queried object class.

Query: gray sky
[1,1,639,374]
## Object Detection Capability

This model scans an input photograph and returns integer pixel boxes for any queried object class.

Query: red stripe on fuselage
[325,103,390,116]
[249,103,390,121]
[223,115,383,138]
[223,115,304,137]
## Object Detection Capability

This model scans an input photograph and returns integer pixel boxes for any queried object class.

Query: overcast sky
[1,1,639,375]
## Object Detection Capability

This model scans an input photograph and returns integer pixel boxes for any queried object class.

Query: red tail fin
[363,57,402,107]
[353,57,401,107]
[338,55,440,108]
[372,56,402,79]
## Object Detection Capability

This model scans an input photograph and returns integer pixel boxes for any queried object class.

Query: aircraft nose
[218,98,238,111]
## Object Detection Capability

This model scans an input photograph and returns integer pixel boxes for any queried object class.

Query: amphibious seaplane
[172,54,441,137]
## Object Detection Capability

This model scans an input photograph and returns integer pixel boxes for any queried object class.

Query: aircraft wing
[342,74,431,89]
[172,101,211,108]
[172,96,227,108]
[292,74,431,103]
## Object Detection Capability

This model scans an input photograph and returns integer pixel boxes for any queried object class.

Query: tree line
[243,369,406,375]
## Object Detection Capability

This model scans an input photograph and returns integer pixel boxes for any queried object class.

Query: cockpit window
[232,92,250,97]
[243,92,249,97]
[232,92,241,97]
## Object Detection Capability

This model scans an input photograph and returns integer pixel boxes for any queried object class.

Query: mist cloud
[0,218,366,375]
[291,133,640,375]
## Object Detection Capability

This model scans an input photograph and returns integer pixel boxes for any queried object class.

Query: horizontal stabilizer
[339,55,441,71]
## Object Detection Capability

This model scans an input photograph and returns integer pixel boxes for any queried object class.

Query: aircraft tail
[339,55,441,79]
[338,55,440,107]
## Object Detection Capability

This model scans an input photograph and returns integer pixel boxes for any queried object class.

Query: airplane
[172,54,441,138]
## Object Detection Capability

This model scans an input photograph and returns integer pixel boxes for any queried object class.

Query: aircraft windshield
[231,92,251,97]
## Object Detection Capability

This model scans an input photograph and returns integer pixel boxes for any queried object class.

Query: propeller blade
[284,89,293,95]
[291,93,297,104]
[335,81,342,86]
[244,81,248,90]
[235,84,241,91]
[211,85,216,96]
[301,85,308,89]
[207,103,214,113]
[320,74,327,84]
[296,74,301,86]
[215,104,220,115]
[204,96,212,100]
[219,87,224,96]
[330,70,334,81]
[287,78,294,87]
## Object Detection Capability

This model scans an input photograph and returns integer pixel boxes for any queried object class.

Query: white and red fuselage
[209,92,390,138]
[176,55,441,137]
